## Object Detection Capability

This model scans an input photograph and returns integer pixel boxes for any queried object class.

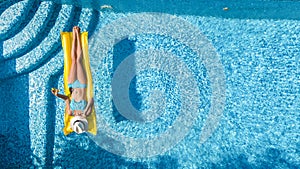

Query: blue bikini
[70,99,87,111]
[68,80,87,88]
[68,80,87,112]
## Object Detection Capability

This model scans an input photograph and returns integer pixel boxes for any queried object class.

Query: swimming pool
[1,0,299,168]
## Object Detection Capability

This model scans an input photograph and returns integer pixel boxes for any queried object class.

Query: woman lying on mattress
[51,26,94,134]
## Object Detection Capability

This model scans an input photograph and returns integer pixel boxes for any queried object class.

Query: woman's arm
[51,88,72,115]
[51,88,69,100]
[65,99,72,115]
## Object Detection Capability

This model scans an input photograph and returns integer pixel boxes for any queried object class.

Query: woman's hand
[82,109,89,117]
[83,98,94,117]
[51,88,59,96]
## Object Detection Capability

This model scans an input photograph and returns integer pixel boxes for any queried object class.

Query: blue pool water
[1,0,299,168]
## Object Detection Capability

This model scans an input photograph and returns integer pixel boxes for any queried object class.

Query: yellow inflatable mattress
[60,31,97,135]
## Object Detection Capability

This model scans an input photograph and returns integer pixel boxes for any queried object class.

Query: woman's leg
[68,27,78,84]
[74,27,87,84]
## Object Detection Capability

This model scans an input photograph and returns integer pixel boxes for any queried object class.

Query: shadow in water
[53,134,180,169]
[208,147,300,169]
[53,135,147,168]
[45,72,63,168]
[0,75,32,168]
[111,37,141,122]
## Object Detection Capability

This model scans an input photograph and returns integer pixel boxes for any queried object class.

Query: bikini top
[70,99,87,111]
[68,80,87,88]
